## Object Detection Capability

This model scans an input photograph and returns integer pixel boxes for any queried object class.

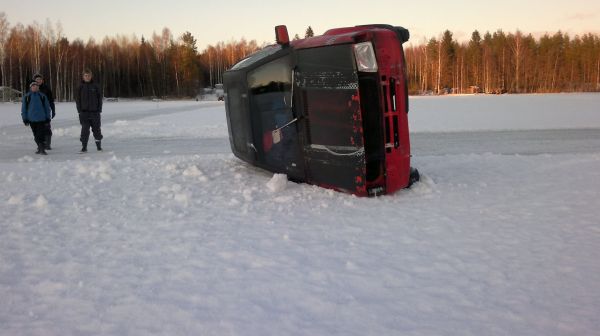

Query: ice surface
[1,94,599,335]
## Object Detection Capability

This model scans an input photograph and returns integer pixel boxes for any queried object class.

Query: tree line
[1,12,599,100]
[405,30,600,94]
[0,13,262,101]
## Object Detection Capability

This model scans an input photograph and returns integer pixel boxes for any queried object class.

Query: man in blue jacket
[33,73,56,149]
[21,81,52,155]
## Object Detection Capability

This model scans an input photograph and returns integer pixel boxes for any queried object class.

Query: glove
[23,120,29,126]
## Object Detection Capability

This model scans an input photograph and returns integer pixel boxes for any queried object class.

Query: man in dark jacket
[32,73,56,149]
[21,82,52,155]
[75,69,103,152]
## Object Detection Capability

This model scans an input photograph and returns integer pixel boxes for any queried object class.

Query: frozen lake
[1,94,599,336]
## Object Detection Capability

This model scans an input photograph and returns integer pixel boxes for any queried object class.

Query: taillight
[353,42,378,72]
[275,25,290,46]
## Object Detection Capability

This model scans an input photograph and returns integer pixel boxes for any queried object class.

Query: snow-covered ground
[1,94,599,335]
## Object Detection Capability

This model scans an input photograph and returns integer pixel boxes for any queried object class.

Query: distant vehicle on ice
[223,24,419,196]
[214,84,225,101]
[196,84,225,101]
[0,86,22,102]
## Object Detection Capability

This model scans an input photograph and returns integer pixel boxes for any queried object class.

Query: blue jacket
[21,92,51,122]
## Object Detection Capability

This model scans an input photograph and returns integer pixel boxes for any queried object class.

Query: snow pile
[7,194,23,205]
[34,195,48,209]
[266,173,288,193]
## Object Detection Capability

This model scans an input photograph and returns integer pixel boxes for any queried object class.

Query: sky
[2,0,600,50]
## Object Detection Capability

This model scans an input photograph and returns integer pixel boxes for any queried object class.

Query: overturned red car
[223,24,419,196]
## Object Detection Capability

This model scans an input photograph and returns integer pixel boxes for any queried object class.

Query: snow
[409,93,600,132]
[1,94,600,335]
[266,174,289,193]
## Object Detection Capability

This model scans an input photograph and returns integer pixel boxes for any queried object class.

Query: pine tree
[305,26,314,38]
[440,30,456,91]
[467,31,483,91]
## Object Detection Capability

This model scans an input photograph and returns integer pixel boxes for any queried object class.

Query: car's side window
[247,55,299,171]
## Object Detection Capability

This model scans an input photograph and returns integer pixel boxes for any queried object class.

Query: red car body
[224,24,418,196]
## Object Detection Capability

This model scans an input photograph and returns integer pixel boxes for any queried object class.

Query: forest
[1,12,599,101]
[0,13,263,101]
[405,30,600,94]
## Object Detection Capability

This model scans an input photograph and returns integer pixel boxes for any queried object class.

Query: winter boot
[36,144,48,155]
[95,140,102,151]
[45,135,52,150]
[80,142,88,153]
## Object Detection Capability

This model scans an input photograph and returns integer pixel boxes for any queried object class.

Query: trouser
[29,122,47,146]
[45,121,53,148]
[79,112,103,144]
[46,121,52,137]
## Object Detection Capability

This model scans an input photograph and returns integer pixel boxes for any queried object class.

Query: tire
[408,167,420,187]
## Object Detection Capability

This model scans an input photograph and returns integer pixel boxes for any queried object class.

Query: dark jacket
[38,83,56,116]
[76,80,103,113]
[21,92,52,122]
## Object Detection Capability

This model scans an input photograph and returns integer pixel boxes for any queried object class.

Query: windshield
[230,45,283,71]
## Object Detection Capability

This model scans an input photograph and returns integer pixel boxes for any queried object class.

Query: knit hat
[29,81,39,87]
[33,73,43,80]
